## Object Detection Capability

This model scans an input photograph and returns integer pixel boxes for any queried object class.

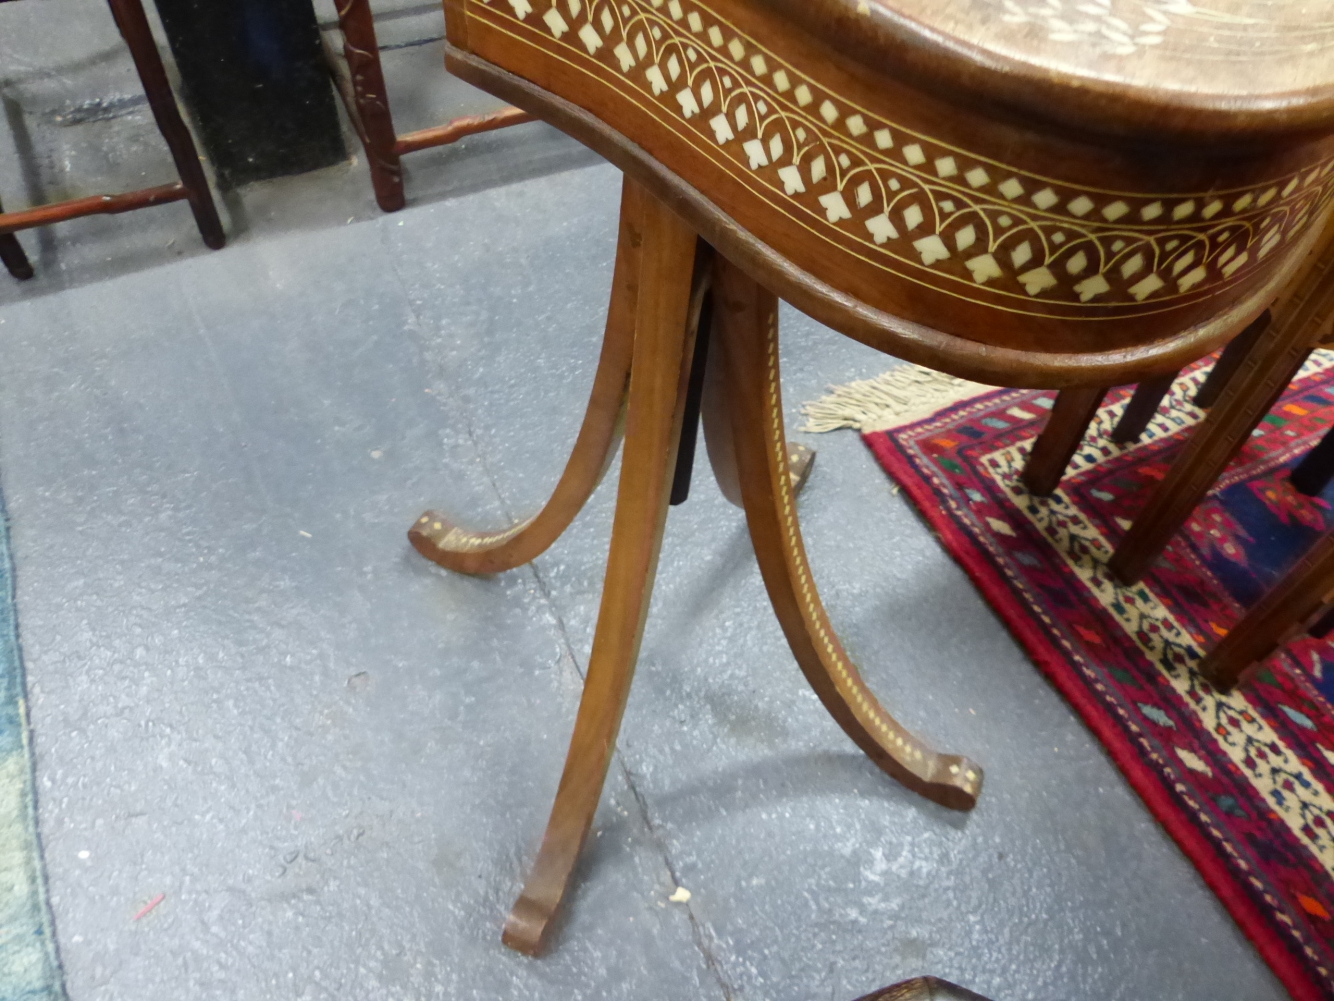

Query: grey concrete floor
[0,5,1292,1001]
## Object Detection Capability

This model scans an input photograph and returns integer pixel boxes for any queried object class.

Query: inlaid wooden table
[412,0,1334,955]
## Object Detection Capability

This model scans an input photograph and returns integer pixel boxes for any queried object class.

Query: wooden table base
[409,177,982,955]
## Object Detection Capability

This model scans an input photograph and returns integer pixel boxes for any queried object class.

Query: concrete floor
[0,5,1292,1000]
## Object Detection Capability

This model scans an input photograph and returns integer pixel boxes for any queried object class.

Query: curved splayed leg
[712,256,982,811]
[408,179,644,575]
[503,187,702,955]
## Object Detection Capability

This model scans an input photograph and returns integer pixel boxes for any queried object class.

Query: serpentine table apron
[412,0,1334,955]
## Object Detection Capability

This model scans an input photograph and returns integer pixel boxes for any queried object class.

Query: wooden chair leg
[1199,532,1334,691]
[1194,310,1272,409]
[502,184,700,956]
[1111,370,1178,444]
[1291,423,1334,496]
[409,179,649,575]
[1109,242,1334,585]
[1020,386,1108,497]
[107,0,225,249]
[0,195,33,279]
[334,0,406,212]
[713,256,981,811]
[0,233,31,279]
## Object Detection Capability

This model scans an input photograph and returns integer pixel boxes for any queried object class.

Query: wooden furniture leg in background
[714,256,981,811]
[0,195,32,279]
[1291,423,1334,496]
[1111,370,1179,444]
[330,0,404,212]
[1110,237,1334,585]
[1199,532,1334,691]
[502,186,700,956]
[1016,310,1275,493]
[1195,311,1272,409]
[408,179,646,574]
[326,0,534,212]
[1020,386,1108,497]
[107,0,224,249]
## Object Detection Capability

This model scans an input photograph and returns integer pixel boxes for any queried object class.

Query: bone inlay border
[472,0,1334,315]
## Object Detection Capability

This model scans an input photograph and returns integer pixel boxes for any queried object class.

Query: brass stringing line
[478,11,1305,321]
[671,0,1334,285]
[479,6,1330,315]
[692,0,1334,202]
[636,0,1334,297]
[416,513,535,549]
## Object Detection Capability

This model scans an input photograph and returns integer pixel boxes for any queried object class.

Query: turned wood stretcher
[413,0,1334,954]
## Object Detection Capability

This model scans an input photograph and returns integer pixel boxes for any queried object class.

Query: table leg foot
[408,180,645,575]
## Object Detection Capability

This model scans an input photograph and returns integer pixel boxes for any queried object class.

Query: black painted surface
[151,0,345,187]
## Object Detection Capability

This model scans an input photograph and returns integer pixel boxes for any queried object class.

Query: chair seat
[762,0,1334,142]
[445,0,1334,384]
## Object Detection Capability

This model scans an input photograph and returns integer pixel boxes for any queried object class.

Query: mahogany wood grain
[1199,531,1334,692]
[713,255,981,810]
[1020,387,1107,497]
[501,181,701,956]
[408,179,643,574]
[1110,220,1334,584]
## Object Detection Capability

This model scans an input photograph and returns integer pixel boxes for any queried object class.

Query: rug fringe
[800,364,993,433]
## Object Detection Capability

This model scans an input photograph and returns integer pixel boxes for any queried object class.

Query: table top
[760,0,1334,143]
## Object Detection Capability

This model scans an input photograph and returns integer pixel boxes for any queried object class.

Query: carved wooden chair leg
[107,0,225,250]
[1292,423,1334,496]
[713,256,981,811]
[409,179,648,575]
[1199,531,1334,692]
[1111,370,1179,444]
[1110,241,1334,585]
[332,0,405,212]
[1020,386,1108,497]
[502,187,700,956]
[1195,310,1272,409]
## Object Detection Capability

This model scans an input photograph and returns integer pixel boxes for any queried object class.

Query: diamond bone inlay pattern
[471,0,1334,314]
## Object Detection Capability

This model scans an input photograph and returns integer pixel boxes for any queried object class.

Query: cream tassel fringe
[800,363,993,433]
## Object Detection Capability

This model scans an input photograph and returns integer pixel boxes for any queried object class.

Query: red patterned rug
[806,354,1334,1001]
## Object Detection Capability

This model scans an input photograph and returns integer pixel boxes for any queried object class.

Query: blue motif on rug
[0,495,65,1001]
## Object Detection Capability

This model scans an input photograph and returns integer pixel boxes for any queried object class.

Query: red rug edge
[865,429,1323,1001]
